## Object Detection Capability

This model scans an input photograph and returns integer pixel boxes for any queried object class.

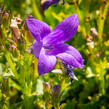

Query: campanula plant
[26,14,83,75]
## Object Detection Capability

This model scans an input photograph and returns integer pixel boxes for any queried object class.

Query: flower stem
[31,0,42,20]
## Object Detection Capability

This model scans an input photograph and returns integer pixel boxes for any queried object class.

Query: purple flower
[26,14,83,75]
[40,0,65,10]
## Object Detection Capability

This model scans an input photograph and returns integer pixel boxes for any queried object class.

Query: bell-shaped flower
[26,14,83,75]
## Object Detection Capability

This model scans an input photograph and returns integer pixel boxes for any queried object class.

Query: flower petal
[43,14,79,45]
[32,41,42,58]
[47,44,83,65]
[38,48,56,75]
[56,53,83,68]
[43,30,64,45]
[26,18,51,42]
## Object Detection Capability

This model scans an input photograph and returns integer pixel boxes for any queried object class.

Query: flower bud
[52,85,60,97]
[62,61,76,83]
[69,71,74,83]
[40,0,65,15]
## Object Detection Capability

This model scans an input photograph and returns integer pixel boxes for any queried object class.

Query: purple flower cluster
[26,14,83,75]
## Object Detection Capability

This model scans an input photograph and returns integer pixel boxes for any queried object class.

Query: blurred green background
[0,0,109,109]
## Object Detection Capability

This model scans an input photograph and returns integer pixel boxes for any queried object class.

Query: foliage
[0,0,109,109]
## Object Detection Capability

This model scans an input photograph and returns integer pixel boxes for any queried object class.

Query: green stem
[31,0,42,20]
[99,61,106,95]
[97,2,109,95]
[98,2,109,42]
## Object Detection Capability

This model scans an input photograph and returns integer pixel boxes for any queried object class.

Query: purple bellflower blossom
[40,0,65,10]
[26,14,84,75]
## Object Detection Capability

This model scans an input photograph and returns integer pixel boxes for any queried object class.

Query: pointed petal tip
[71,13,79,24]
[72,14,78,19]
[44,13,79,45]
[72,13,78,17]
[26,18,51,42]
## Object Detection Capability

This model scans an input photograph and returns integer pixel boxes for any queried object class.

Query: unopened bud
[62,61,75,83]
[69,71,74,83]
[40,0,65,15]
[62,61,73,73]
[52,85,60,97]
